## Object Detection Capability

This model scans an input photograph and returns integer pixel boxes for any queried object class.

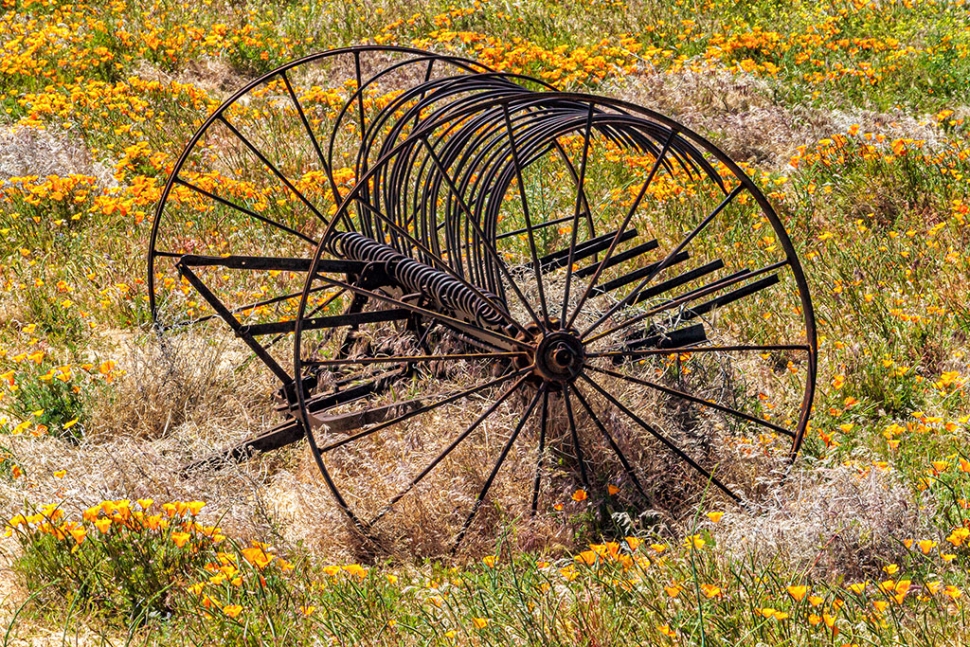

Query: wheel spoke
[580,182,746,337]
[496,214,573,240]
[570,383,652,503]
[367,372,531,525]
[163,285,339,331]
[587,343,811,360]
[588,251,690,296]
[562,383,590,490]
[354,51,366,146]
[178,266,292,384]
[263,288,348,350]
[279,70,341,202]
[318,366,530,453]
[503,104,552,323]
[542,229,639,273]
[625,259,725,306]
[588,364,796,438]
[217,114,331,225]
[173,177,318,245]
[560,104,595,322]
[579,374,741,502]
[565,129,677,329]
[531,389,550,517]
[452,385,545,551]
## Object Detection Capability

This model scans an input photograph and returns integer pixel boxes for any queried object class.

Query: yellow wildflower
[700,583,721,599]
[241,546,274,570]
[223,604,242,618]
[787,585,808,602]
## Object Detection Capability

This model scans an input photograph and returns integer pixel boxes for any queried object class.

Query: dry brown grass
[132,57,250,96]
[88,328,274,442]
[615,65,945,170]
[0,328,330,555]
[713,463,929,580]
[0,125,114,185]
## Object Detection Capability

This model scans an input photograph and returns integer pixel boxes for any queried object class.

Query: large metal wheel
[150,47,816,555]
[292,86,817,553]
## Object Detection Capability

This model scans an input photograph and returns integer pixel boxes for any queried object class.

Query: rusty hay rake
[149,46,817,553]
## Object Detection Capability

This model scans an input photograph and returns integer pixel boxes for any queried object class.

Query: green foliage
[8,500,230,623]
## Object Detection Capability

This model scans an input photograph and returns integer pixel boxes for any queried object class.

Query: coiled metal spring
[332,231,509,330]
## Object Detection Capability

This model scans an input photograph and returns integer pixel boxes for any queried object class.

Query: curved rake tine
[419,136,545,329]
[342,192,533,340]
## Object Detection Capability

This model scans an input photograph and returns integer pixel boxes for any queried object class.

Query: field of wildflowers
[1,0,970,643]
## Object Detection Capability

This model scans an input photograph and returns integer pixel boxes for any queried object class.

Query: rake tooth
[302,370,403,414]
[591,251,690,295]
[539,228,638,272]
[675,274,780,321]
[572,239,659,278]
[615,323,707,362]
[629,259,725,305]
[612,273,780,360]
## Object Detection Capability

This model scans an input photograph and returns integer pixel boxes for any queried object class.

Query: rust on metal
[151,46,818,552]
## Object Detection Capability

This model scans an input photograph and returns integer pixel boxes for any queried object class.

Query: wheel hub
[533,330,586,383]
